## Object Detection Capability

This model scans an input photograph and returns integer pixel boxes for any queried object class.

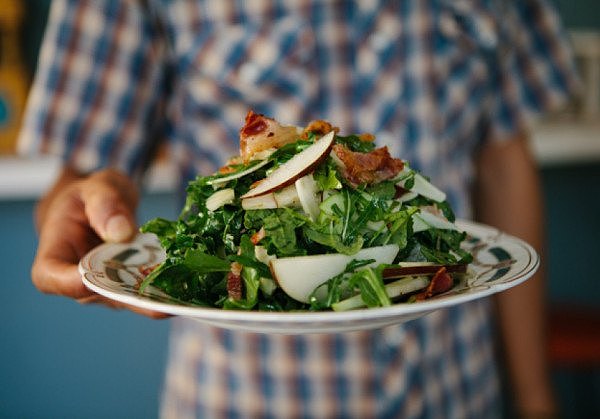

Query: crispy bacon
[394,185,410,199]
[251,227,266,245]
[239,111,301,162]
[301,119,339,139]
[227,262,244,300]
[226,272,243,300]
[414,267,454,301]
[138,263,160,277]
[332,144,404,187]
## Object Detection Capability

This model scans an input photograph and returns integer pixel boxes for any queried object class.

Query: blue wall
[0,193,176,418]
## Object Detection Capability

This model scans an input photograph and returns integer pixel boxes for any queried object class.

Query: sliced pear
[205,188,235,211]
[412,211,458,233]
[382,263,467,278]
[241,131,335,199]
[332,276,430,311]
[241,194,278,210]
[274,184,301,207]
[295,174,321,221]
[241,185,300,210]
[411,173,446,202]
[270,244,399,303]
[207,159,270,186]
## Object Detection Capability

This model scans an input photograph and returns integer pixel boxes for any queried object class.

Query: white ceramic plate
[79,220,538,334]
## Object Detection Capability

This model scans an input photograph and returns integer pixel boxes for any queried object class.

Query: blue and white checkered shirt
[20,1,577,417]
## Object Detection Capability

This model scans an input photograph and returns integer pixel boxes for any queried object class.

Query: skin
[31,132,556,416]
[476,133,557,417]
[33,166,167,318]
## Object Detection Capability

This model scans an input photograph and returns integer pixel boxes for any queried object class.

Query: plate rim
[79,219,539,328]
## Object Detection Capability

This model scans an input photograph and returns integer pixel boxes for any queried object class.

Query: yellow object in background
[0,0,29,154]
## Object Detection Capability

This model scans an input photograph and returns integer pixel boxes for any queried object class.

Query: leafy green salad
[140,113,472,312]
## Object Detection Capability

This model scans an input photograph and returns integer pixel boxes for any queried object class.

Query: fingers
[32,168,169,319]
[32,257,91,299]
[32,168,142,308]
[80,169,139,243]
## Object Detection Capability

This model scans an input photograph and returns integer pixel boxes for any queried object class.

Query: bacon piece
[394,185,410,199]
[138,263,160,277]
[251,227,266,245]
[239,111,301,162]
[414,267,454,301]
[302,119,339,139]
[227,262,244,301]
[332,144,404,187]
[218,165,238,174]
[226,272,243,301]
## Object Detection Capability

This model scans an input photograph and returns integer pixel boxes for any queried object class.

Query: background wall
[0,193,176,418]
[1,1,598,418]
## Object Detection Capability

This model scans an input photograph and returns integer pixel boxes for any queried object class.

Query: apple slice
[241,131,335,199]
[270,244,399,303]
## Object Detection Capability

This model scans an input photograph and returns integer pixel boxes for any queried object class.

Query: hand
[32,167,167,318]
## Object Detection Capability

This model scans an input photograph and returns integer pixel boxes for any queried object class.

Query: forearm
[475,135,557,416]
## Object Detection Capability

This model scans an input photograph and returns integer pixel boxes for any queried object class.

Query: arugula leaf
[348,266,391,308]
[223,266,261,309]
[244,209,306,256]
[335,134,375,152]
[313,159,342,190]
[140,217,176,239]
[183,248,231,273]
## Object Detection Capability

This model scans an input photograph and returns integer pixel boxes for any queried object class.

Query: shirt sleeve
[485,0,580,142]
[17,0,170,178]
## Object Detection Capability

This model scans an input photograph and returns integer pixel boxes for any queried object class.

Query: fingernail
[105,214,133,242]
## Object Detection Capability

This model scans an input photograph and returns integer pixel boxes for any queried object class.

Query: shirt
[19,0,578,417]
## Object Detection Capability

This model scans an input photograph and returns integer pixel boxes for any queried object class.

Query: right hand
[32,167,167,318]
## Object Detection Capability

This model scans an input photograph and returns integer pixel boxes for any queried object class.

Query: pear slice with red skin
[270,244,399,303]
[207,159,270,186]
[241,131,335,199]
[382,263,467,278]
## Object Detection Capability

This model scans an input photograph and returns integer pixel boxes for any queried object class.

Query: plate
[79,220,538,334]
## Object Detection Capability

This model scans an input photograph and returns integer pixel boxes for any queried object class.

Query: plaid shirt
[20,1,577,417]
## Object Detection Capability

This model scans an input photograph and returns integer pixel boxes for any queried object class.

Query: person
[19,1,578,417]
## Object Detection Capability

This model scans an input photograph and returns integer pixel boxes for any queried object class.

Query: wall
[0,193,176,418]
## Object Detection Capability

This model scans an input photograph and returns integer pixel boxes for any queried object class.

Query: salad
[140,112,472,312]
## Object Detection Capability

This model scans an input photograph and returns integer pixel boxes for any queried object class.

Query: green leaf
[348,266,391,308]
[183,249,231,273]
[223,266,260,310]
[334,134,375,152]
[244,209,306,256]
[139,217,176,238]
[313,160,342,190]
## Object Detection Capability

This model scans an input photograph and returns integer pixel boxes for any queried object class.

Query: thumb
[80,170,139,243]
[103,213,135,243]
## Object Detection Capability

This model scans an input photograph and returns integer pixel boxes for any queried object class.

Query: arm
[475,133,557,417]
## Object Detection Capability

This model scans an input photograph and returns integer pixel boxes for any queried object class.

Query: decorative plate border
[79,220,539,333]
